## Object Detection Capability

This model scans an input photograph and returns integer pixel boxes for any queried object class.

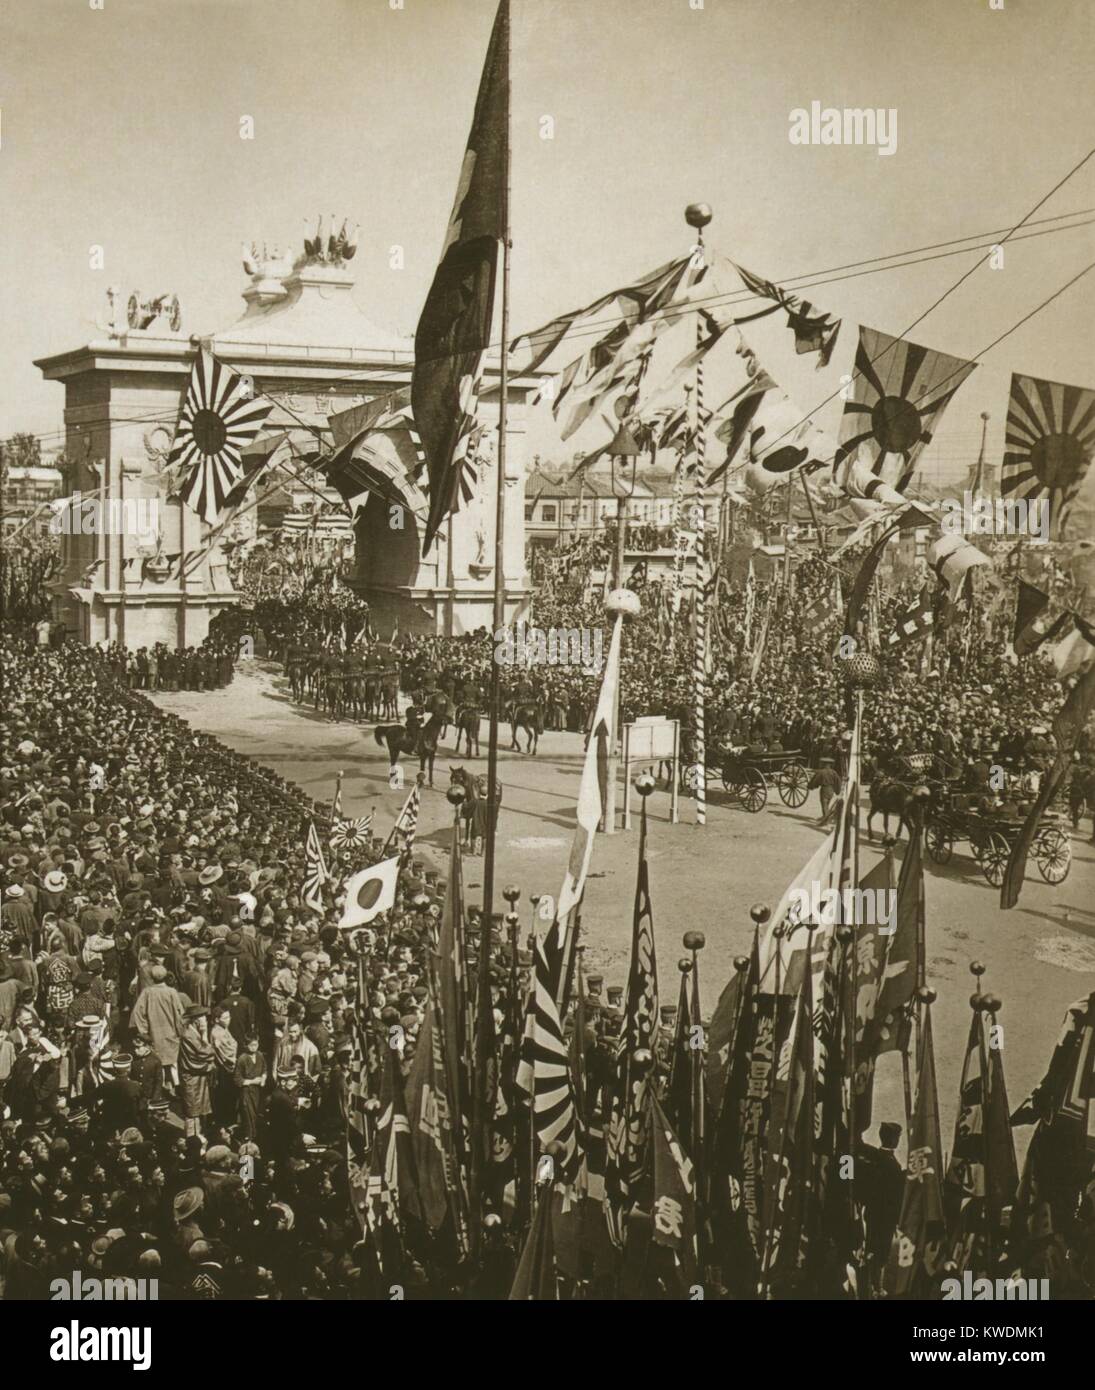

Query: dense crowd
[0,631,482,1298]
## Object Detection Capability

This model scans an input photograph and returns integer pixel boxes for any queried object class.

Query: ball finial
[503,884,521,906]
[683,930,705,952]
[685,202,713,229]
[631,1047,654,1073]
[969,960,986,980]
[447,784,466,807]
[750,903,770,926]
[606,587,641,618]
[734,955,750,973]
[917,986,937,1004]
[677,957,692,974]
[635,771,656,798]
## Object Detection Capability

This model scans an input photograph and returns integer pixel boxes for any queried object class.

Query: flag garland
[730,260,841,366]
[170,350,273,525]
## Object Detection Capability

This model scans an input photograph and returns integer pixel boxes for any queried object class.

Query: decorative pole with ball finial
[685,202,712,827]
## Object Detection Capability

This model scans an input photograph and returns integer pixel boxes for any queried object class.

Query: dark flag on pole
[412,0,509,554]
[885,1007,946,1297]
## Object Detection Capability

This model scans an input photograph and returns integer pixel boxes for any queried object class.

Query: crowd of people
[2,523,1092,1300]
[0,630,473,1298]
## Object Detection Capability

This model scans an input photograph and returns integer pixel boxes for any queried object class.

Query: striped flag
[171,350,273,525]
[516,931,581,1184]
[302,820,329,912]
[384,777,423,860]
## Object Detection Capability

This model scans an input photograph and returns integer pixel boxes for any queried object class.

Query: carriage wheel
[1035,826,1071,884]
[777,762,809,809]
[740,768,767,813]
[721,763,741,797]
[979,831,1011,887]
[926,822,953,864]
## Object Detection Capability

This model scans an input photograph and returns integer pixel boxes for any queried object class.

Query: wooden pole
[475,0,512,1250]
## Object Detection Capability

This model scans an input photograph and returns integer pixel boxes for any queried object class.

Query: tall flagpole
[476,0,511,1237]
[686,203,711,827]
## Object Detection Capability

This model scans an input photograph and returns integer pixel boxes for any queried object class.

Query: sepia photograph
[1,0,1093,1355]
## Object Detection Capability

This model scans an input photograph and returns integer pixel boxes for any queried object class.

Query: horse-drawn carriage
[924,792,1071,887]
[708,746,811,813]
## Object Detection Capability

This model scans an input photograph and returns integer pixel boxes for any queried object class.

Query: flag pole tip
[685,203,713,229]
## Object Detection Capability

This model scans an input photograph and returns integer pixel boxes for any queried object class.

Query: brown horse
[453,706,481,758]
[510,701,542,755]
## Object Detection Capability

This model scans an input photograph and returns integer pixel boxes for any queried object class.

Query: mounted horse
[511,700,542,755]
[453,704,481,758]
[449,765,503,852]
[375,711,445,786]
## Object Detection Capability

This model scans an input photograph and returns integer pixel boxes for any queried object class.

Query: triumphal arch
[36,227,536,649]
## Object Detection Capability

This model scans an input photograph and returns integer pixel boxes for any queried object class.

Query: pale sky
[2,0,1093,484]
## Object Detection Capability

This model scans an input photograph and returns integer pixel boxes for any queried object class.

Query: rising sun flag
[1001,372,1095,540]
[836,326,977,490]
[171,350,273,525]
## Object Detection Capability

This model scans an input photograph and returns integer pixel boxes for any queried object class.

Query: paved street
[153,661,1095,1150]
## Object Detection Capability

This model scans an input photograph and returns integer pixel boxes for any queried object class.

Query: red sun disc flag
[836,326,977,490]
[339,856,401,929]
[412,0,509,555]
[171,350,273,525]
[1001,372,1095,539]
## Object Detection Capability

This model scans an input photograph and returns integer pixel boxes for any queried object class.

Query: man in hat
[130,1033,164,1115]
[129,965,187,1078]
[856,1120,905,1290]
[92,1052,143,1138]
[0,883,36,950]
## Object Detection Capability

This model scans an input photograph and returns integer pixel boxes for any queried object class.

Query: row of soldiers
[99,639,237,693]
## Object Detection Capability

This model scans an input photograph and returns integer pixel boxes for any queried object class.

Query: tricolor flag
[339,856,401,929]
[836,326,977,490]
[170,351,273,525]
[412,0,508,553]
[1001,373,1095,540]
[302,820,329,913]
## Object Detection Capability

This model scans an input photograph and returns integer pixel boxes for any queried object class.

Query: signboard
[626,715,678,761]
